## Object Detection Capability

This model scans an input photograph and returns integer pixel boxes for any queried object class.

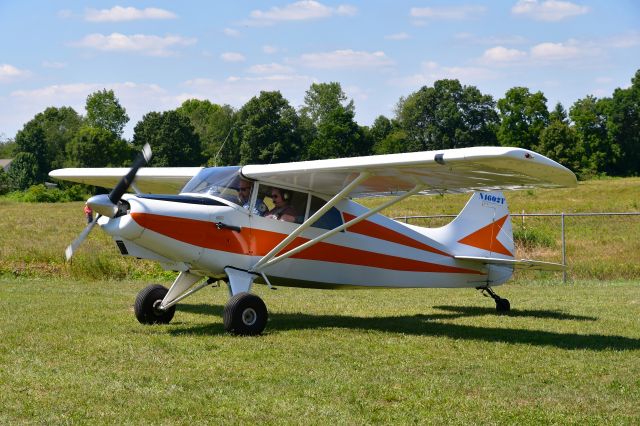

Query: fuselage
[100,192,494,290]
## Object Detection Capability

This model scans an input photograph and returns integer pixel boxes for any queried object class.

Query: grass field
[1,177,640,423]
[1,277,639,423]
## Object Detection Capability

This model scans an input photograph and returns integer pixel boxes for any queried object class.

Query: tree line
[1,69,638,193]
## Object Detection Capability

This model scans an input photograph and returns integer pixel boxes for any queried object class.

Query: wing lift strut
[248,172,425,285]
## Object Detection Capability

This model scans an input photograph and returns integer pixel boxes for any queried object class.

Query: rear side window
[309,196,343,230]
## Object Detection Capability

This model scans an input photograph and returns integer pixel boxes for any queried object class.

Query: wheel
[223,292,268,335]
[496,297,511,313]
[134,284,176,324]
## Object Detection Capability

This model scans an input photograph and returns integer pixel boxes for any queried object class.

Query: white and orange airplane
[50,145,576,335]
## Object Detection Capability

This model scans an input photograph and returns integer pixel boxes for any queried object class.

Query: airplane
[50,144,577,335]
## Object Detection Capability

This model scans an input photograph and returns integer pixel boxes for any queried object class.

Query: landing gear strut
[477,286,511,313]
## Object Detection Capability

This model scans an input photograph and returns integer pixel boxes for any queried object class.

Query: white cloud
[481,46,527,63]
[220,52,246,62]
[42,61,67,69]
[606,31,640,49]
[410,5,486,20]
[297,49,393,69]
[72,33,196,56]
[530,41,582,60]
[392,61,499,88]
[85,6,176,22]
[223,28,241,38]
[0,64,30,82]
[7,82,177,139]
[180,74,315,108]
[455,33,527,45]
[385,32,410,41]
[263,45,279,54]
[511,0,589,22]
[246,1,356,26]
[247,63,295,74]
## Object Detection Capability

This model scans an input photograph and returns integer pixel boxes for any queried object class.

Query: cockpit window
[180,166,246,206]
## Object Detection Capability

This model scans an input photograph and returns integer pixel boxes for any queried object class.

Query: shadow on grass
[173,303,638,351]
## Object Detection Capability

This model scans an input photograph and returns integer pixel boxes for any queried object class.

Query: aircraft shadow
[173,303,638,351]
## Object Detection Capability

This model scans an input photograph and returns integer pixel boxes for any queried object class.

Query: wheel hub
[241,308,257,326]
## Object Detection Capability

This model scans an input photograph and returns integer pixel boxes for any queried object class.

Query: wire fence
[393,212,640,282]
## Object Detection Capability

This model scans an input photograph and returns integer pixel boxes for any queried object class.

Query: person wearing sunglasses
[265,187,298,222]
[238,179,267,216]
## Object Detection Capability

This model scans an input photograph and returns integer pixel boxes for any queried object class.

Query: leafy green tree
[607,69,640,176]
[301,82,370,159]
[7,152,40,190]
[176,99,236,166]
[0,136,17,158]
[549,102,568,124]
[86,89,129,137]
[497,87,549,150]
[0,168,11,194]
[235,91,300,164]
[66,126,131,167]
[537,120,581,173]
[132,111,202,167]
[570,95,617,175]
[396,79,498,151]
[14,122,49,182]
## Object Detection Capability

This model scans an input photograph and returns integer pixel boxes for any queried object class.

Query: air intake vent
[115,240,128,255]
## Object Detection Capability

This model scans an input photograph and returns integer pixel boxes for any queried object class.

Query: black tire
[496,298,511,313]
[223,292,268,336]
[134,284,176,324]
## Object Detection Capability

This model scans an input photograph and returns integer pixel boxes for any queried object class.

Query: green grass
[1,277,639,423]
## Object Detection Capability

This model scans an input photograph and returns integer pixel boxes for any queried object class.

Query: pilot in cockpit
[238,178,267,216]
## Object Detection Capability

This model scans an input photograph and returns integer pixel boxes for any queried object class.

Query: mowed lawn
[1,277,639,424]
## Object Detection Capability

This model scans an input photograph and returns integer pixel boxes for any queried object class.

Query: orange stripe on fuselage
[131,213,481,275]
[342,212,451,257]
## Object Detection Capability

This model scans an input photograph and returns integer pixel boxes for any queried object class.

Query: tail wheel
[223,292,268,335]
[134,284,176,324]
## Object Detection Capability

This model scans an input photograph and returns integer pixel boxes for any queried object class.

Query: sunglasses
[239,187,251,192]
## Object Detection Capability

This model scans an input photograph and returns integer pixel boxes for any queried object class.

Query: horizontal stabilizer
[455,256,565,271]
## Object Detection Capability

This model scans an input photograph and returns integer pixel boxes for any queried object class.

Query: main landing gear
[133,269,269,336]
[477,286,511,313]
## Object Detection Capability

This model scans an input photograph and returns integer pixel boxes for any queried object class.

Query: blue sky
[1,1,639,140]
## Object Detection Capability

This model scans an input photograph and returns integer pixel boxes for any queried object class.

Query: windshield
[180,166,245,205]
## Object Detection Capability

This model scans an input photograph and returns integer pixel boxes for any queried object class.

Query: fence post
[561,212,566,283]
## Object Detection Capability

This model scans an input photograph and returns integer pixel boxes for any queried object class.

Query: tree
[497,87,549,150]
[607,69,640,176]
[570,95,617,175]
[86,89,129,137]
[300,82,368,159]
[549,102,568,124]
[396,79,498,151]
[14,122,48,182]
[6,152,40,190]
[235,91,300,164]
[176,99,236,166]
[66,126,131,167]
[132,111,202,167]
[537,120,581,173]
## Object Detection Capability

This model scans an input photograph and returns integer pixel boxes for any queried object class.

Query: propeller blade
[108,143,152,204]
[65,214,102,261]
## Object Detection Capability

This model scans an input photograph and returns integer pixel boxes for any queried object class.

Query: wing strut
[251,183,425,273]
[250,172,370,272]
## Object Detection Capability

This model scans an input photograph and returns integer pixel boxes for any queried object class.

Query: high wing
[241,147,577,196]
[49,167,203,194]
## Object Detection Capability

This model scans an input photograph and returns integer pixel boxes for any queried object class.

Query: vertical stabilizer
[434,191,514,259]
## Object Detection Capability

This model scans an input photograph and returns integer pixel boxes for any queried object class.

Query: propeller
[64,143,152,261]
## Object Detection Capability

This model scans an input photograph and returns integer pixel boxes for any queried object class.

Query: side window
[257,185,307,224]
[308,196,343,231]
